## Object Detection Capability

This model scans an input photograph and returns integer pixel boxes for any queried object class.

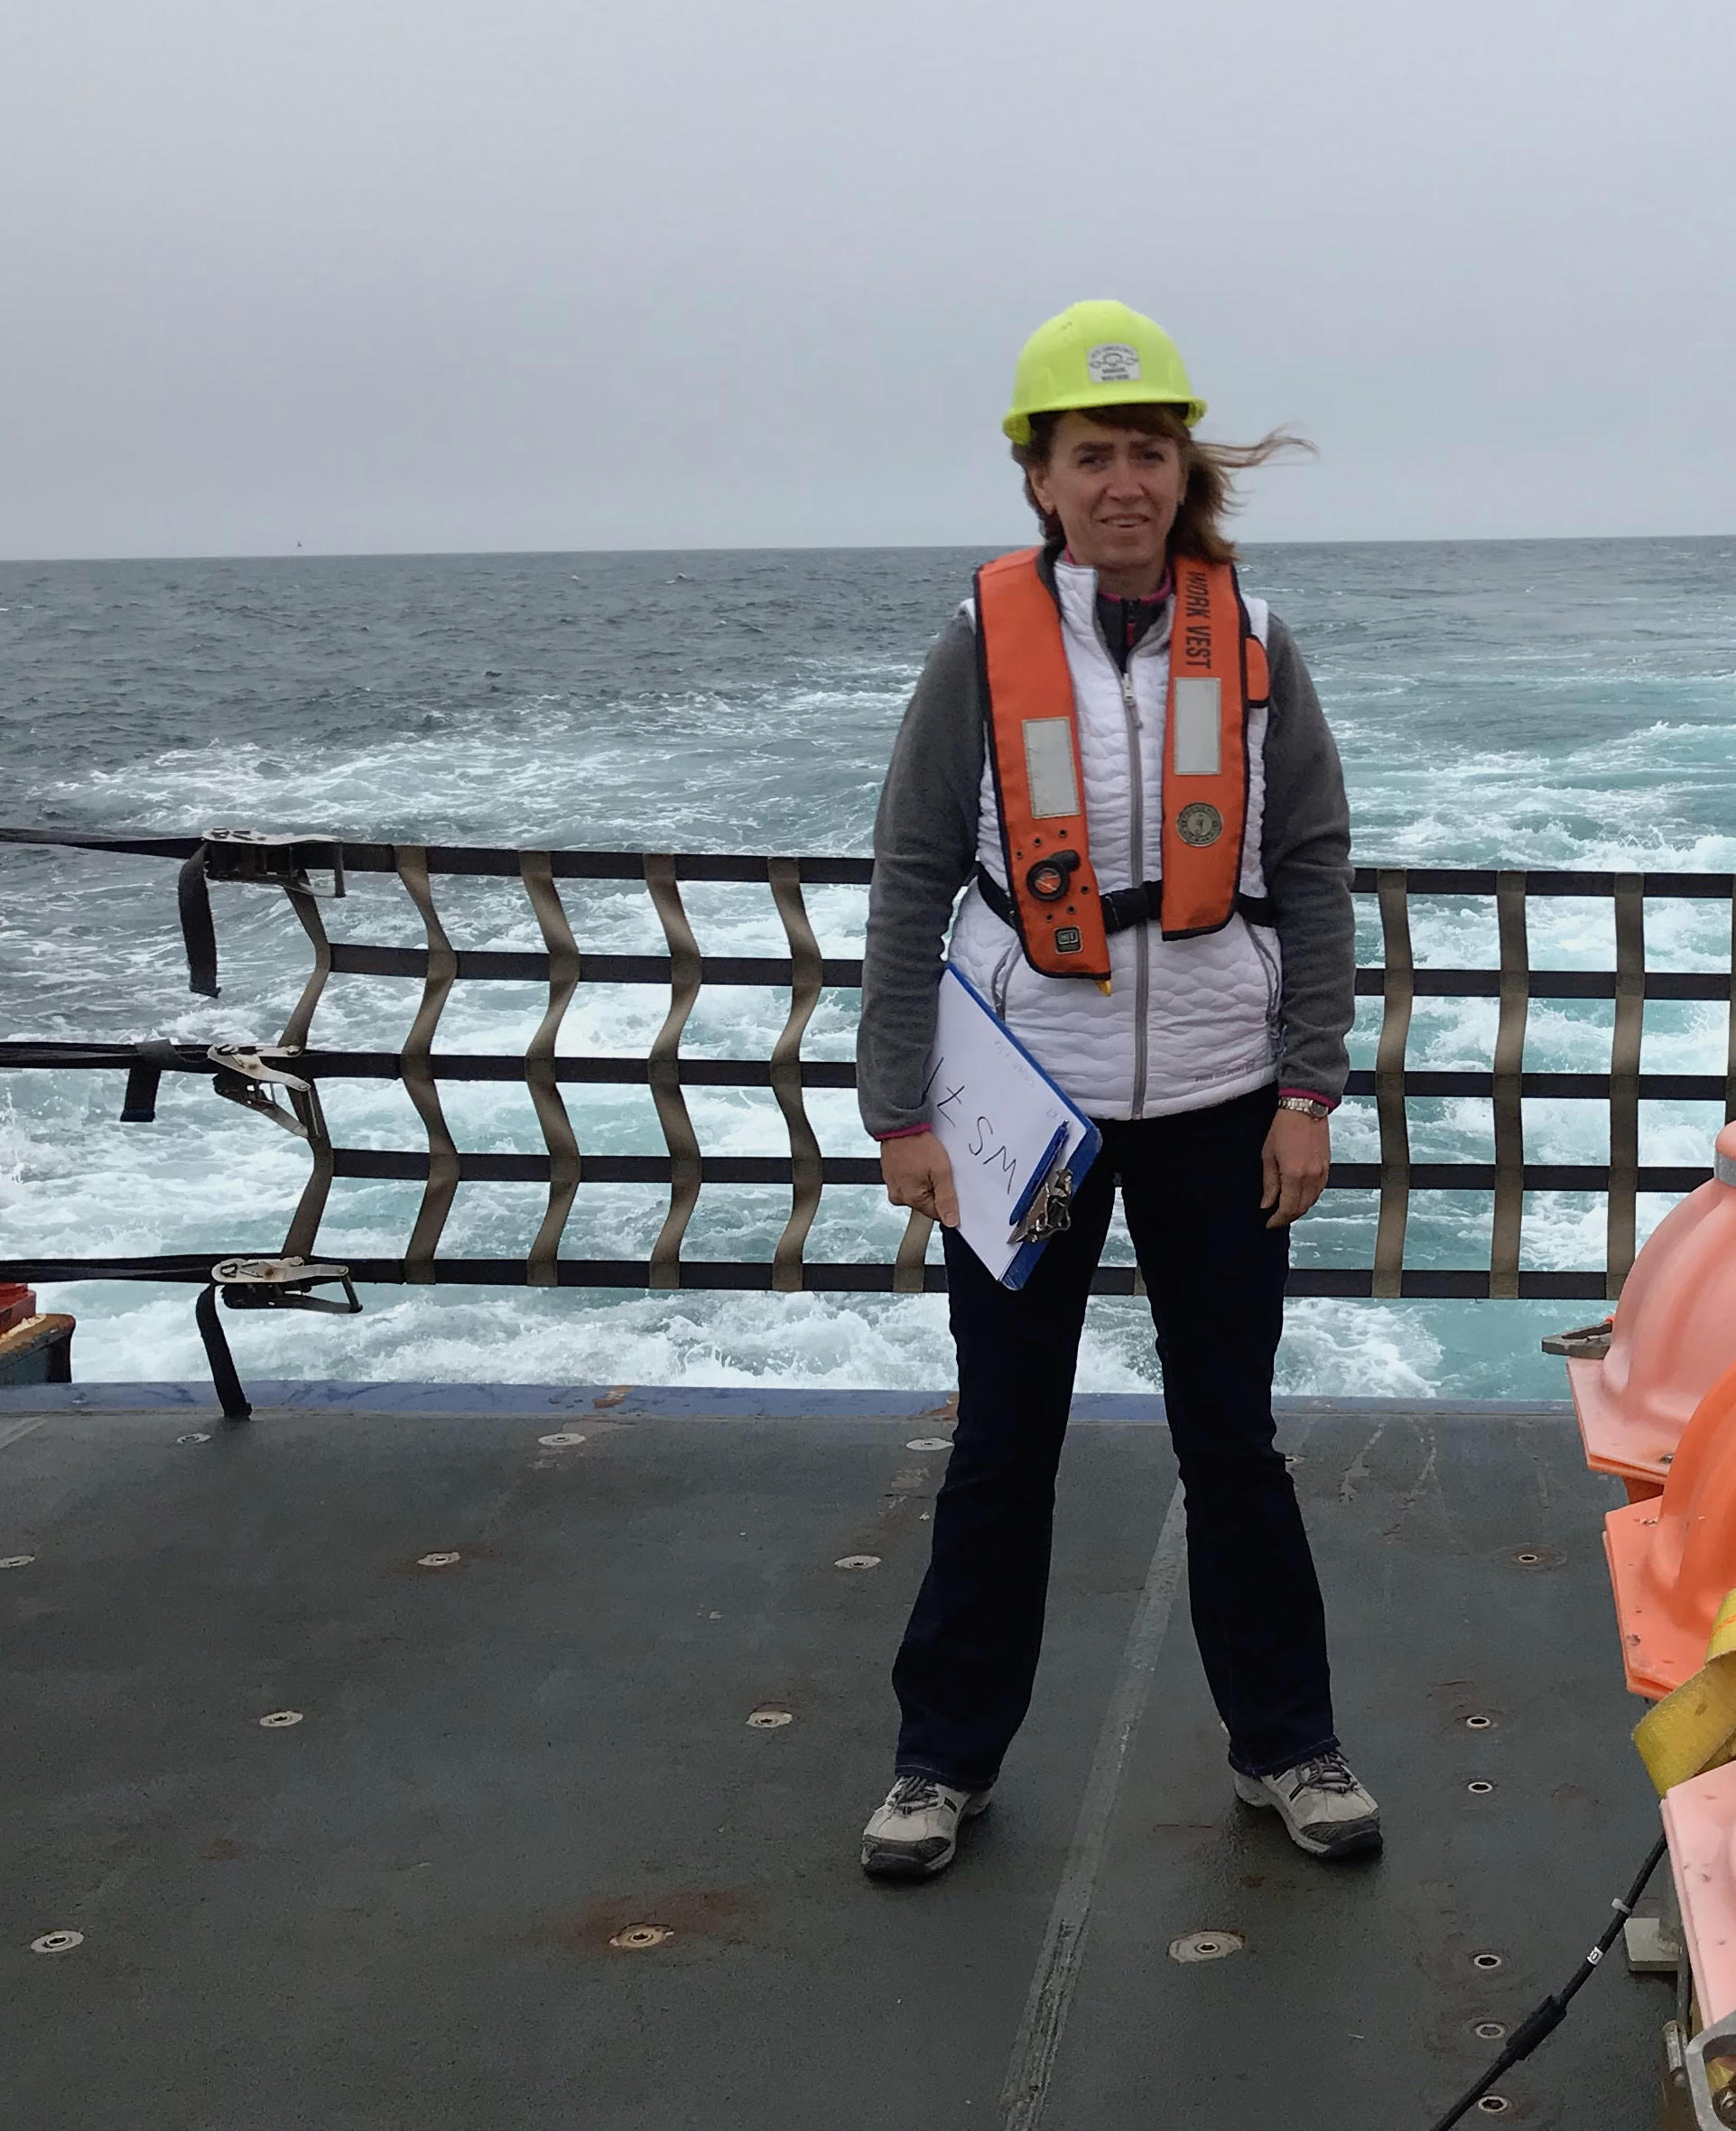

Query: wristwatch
[1276,1095,1332,1121]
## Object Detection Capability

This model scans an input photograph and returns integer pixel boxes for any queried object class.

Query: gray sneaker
[1233,1750,1382,1859]
[861,1773,993,1879]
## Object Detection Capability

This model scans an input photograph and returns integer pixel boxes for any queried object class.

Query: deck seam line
[0,1415,47,1454]
[998,1481,1189,2130]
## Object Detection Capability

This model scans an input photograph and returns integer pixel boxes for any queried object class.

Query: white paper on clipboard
[922,964,1100,1289]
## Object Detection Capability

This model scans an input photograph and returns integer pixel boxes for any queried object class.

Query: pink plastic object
[1665,1761,1736,2025]
[1607,1358,1736,1698]
[1571,1123,1736,1492]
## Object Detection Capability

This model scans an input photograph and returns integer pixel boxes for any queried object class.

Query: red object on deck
[1664,1763,1736,2026]
[1606,1357,1736,1698]
[0,1282,37,1335]
[1569,1121,1736,1494]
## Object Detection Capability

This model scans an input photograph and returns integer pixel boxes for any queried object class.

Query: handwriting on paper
[924,1056,1020,1197]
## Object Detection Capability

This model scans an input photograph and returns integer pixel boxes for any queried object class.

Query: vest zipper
[1119,665,1150,1119]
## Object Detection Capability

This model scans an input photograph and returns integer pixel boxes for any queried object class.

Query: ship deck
[1,1383,1671,2129]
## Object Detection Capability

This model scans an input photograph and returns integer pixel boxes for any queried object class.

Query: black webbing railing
[4,832,1735,1316]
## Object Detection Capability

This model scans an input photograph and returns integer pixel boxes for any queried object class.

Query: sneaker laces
[887,1774,945,1815]
[1284,1751,1362,1801]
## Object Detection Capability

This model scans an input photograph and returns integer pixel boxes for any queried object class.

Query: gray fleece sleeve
[1260,615,1356,1104]
[856,611,985,1137]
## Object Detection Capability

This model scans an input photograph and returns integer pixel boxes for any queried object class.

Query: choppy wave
[3,537,1732,1397]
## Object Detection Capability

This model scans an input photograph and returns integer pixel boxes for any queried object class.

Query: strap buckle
[180,833,345,997]
[1540,1317,1614,1359]
[196,1258,363,1423]
[210,1255,361,1316]
[1100,882,1160,935]
[208,1044,312,1137]
[201,829,346,899]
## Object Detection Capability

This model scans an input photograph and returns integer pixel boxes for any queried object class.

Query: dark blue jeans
[892,1084,1336,1789]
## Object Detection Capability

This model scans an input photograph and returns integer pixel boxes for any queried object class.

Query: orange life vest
[974,548,1271,981]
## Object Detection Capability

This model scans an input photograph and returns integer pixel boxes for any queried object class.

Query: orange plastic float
[1607,1359,1736,1699]
[1665,1762,1736,2027]
[1569,1123,1736,1497]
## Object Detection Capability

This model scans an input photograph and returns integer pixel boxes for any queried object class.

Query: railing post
[767,859,824,1293]
[1490,873,1529,1300]
[519,852,582,1285]
[644,855,703,1290]
[278,879,340,1262]
[1608,874,1646,1297]
[394,846,462,1280]
[1372,870,1415,1300]
[893,1211,934,1294]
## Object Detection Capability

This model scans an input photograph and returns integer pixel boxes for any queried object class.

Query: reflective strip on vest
[975,548,1112,981]
[1160,556,1267,939]
[975,548,1262,976]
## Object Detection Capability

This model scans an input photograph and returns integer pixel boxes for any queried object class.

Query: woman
[855,299,1376,1878]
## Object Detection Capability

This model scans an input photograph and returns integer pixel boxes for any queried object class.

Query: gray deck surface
[2,1388,1670,2129]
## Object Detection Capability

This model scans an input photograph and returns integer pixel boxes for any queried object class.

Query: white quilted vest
[947,554,1282,1121]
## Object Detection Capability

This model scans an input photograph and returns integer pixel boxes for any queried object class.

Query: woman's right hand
[879,1130,961,1228]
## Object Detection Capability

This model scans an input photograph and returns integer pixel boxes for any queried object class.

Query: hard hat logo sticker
[1087,342,1141,384]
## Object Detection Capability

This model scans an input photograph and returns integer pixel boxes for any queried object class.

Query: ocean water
[2,538,1732,1400]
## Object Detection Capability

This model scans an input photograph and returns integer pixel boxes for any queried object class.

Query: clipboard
[922,964,1101,1289]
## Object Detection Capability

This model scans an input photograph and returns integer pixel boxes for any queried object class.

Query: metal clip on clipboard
[1010,1159,1075,1245]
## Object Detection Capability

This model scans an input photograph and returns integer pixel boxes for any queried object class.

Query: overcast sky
[2,0,1731,558]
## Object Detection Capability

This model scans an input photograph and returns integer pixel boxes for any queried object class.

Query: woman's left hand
[1261,1110,1331,1228]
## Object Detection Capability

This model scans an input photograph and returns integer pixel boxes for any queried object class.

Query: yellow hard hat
[1002,300,1205,443]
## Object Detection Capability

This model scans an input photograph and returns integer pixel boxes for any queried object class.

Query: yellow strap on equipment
[1635,1587,1736,1794]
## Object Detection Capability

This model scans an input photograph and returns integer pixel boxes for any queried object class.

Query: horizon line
[3,526,1734,568]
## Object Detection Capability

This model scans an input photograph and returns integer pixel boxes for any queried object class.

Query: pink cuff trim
[1279,1087,1338,1112]
[873,1124,932,1141]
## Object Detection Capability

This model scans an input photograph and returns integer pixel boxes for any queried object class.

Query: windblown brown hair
[1010,405,1313,563]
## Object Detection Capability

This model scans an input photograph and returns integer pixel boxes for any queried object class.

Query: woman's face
[1027,414,1186,582]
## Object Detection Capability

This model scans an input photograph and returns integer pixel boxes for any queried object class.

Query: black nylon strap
[0,1253,1627,1298]
[26,1043,1722,1112]
[121,1063,163,1122]
[973,864,1015,925]
[1101,881,1162,931]
[973,863,1275,935]
[178,849,219,996]
[6,832,1732,899]
[194,1282,254,1421]
[0,827,205,860]
[0,828,878,884]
